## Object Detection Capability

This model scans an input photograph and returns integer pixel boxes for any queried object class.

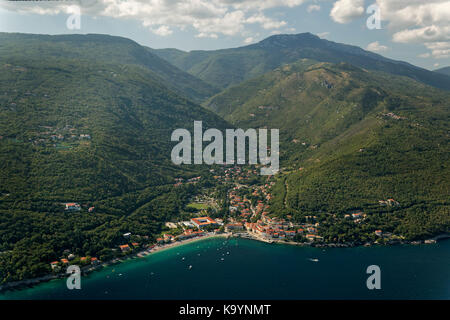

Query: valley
[0,32,448,287]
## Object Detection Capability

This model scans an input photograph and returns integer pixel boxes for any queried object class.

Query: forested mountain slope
[152,33,450,91]
[206,60,450,240]
[0,33,219,102]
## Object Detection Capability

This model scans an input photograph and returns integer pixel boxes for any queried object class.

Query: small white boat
[188,265,192,269]
[308,258,319,262]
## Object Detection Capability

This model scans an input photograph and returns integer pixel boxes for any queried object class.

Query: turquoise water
[1,238,449,300]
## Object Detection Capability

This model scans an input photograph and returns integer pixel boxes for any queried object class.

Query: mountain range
[151,33,450,92]
[0,33,219,103]
[0,32,448,283]
[205,59,449,237]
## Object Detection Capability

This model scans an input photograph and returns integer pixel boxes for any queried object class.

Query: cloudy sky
[0,0,449,70]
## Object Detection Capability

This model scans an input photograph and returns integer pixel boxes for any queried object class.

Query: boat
[308,258,319,262]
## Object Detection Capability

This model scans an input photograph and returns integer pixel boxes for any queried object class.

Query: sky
[0,0,449,70]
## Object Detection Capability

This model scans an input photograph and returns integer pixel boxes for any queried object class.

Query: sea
[1,237,449,300]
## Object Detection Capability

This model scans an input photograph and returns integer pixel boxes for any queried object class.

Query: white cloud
[225,0,308,11]
[243,37,254,44]
[196,32,219,39]
[392,25,450,44]
[317,32,330,38]
[424,41,450,59]
[146,25,173,37]
[330,0,365,24]
[328,0,450,60]
[246,13,287,30]
[380,0,450,59]
[366,41,388,52]
[0,0,307,38]
[307,4,321,13]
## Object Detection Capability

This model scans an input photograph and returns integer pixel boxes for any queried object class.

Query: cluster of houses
[228,183,273,219]
[29,124,91,147]
[251,182,274,202]
[118,242,140,252]
[65,203,81,211]
[379,199,400,206]
[222,210,324,242]
[344,211,367,223]
[220,167,325,242]
[50,256,99,271]
[174,176,202,187]
[64,202,95,213]
[213,166,260,183]
[381,112,406,120]
[243,214,323,242]
[229,189,253,218]
[157,217,222,244]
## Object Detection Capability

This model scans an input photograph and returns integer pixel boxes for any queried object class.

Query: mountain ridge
[151,32,450,91]
[0,32,219,103]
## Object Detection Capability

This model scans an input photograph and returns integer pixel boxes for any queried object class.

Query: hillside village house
[191,217,218,229]
[65,203,81,211]
[119,244,130,252]
[225,223,244,232]
[177,229,205,241]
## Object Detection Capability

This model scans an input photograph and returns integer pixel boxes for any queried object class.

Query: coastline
[141,232,231,256]
[0,232,231,293]
[231,231,450,248]
[1,231,448,293]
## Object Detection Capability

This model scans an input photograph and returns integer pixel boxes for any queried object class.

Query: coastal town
[42,163,442,277]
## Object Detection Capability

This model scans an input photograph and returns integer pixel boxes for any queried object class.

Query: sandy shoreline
[142,232,231,256]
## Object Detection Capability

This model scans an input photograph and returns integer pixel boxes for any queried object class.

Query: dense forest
[206,61,450,241]
[0,39,228,282]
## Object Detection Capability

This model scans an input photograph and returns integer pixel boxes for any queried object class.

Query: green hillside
[0,32,448,285]
[152,33,450,91]
[0,47,228,283]
[0,33,219,103]
[205,60,450,240]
